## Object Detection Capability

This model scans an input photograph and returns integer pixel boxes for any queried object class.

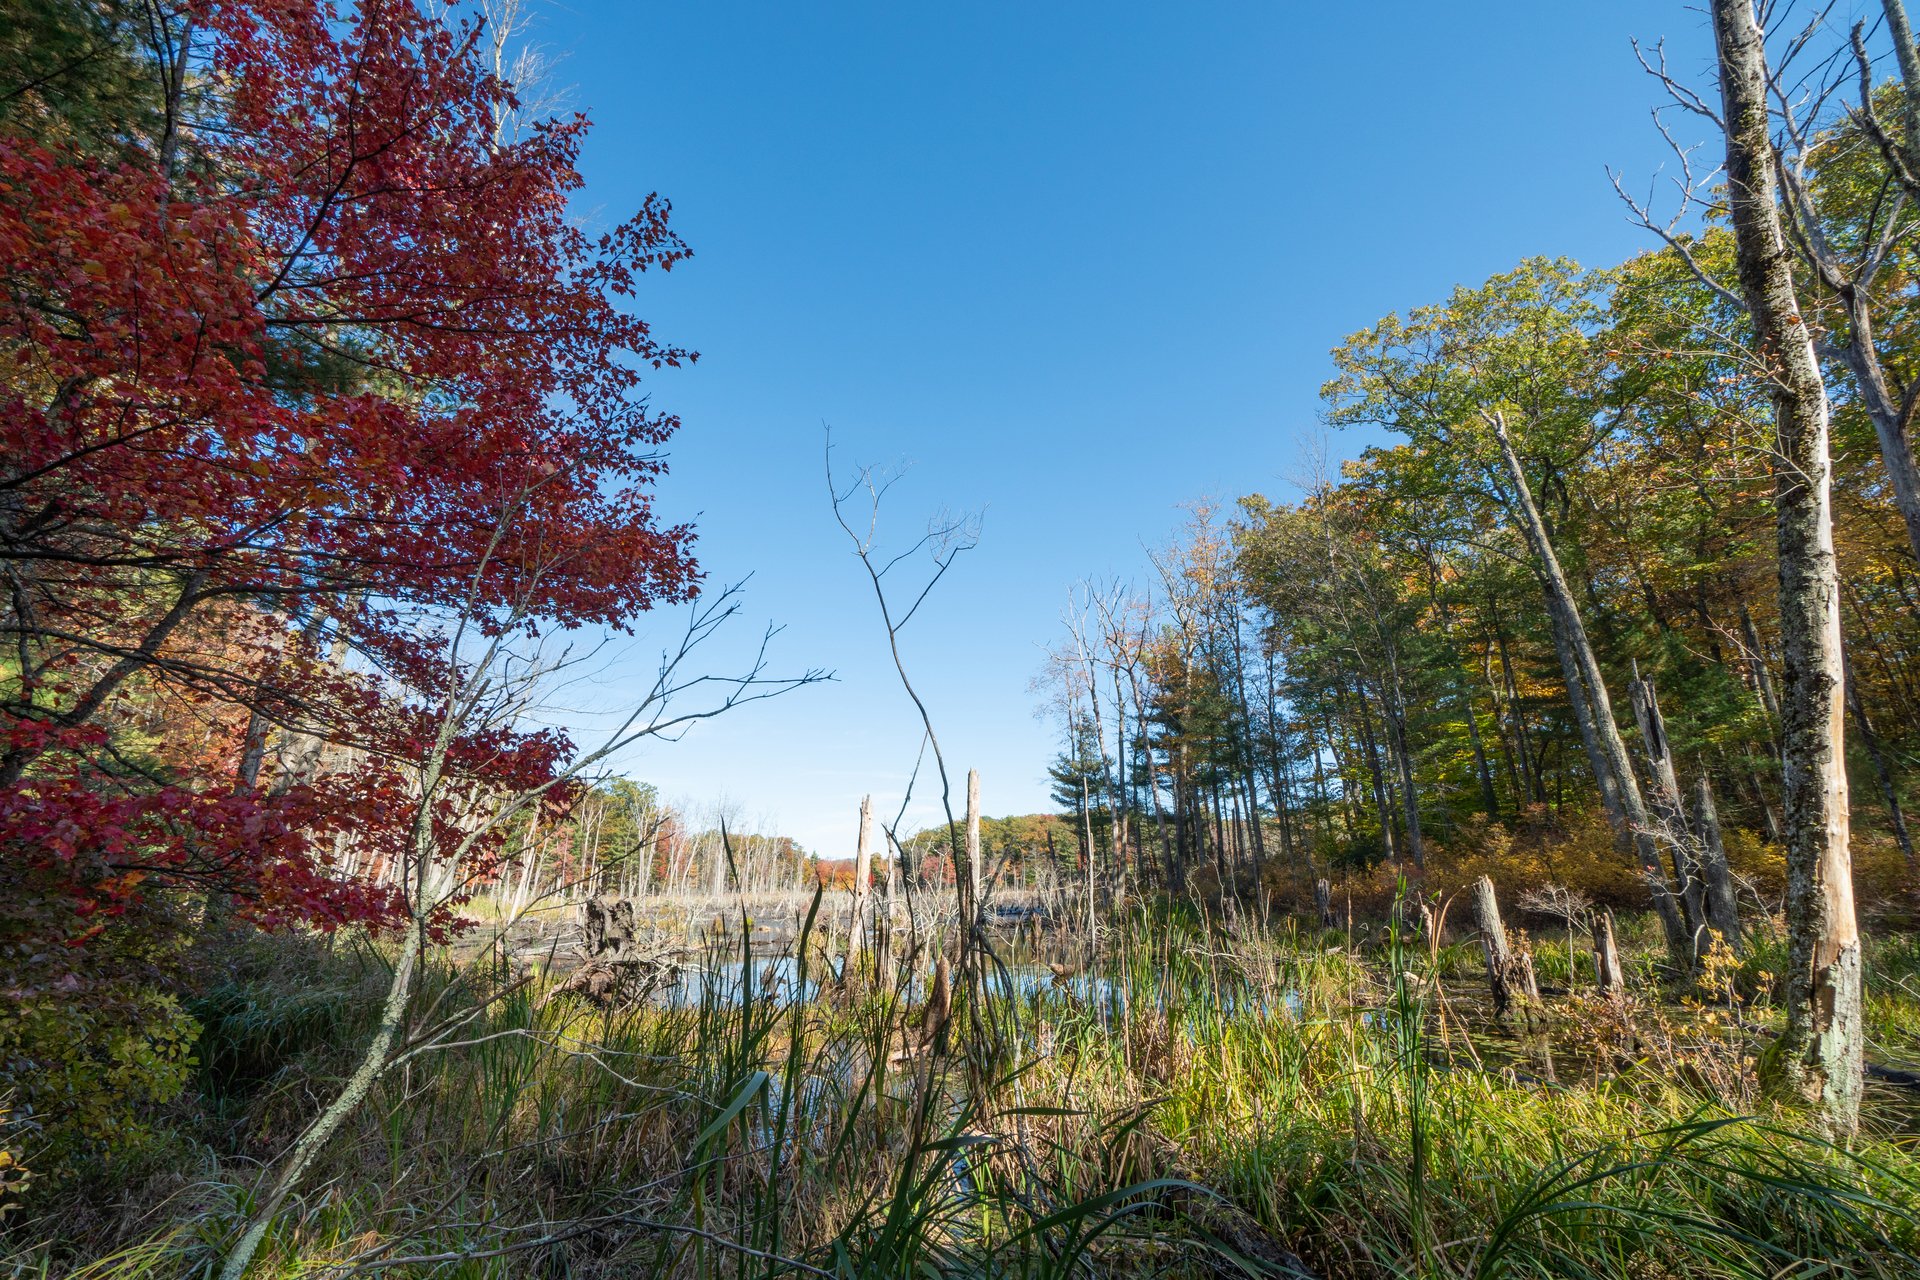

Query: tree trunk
[848,795,874,964]
[1306,712,1336,849]
[1592,908,1626,1002]
[1885,0,1920,179]
[1465,690,1499,819]
[1491,414,1691,963]
[221,921,422,1280]
[1540,583,1626,827]
[1428,571,1500,818]
[879,821,898,985]
[1712,0,1863,1135]
[1109,666,1132,906]
[1738,601,1784,732]
[1383,657,1427,869]
[1471,875,1515,1020]
[1234,705,1269,887]
[1347,677,1400,866]
[1690,777,1745,955]
[1170,756,1189,893]
[1146,740,1172,889]
[965,768,982,919]
[1833,292,1920,569]
[1314,877,1335,929]
[1493,616,1543,806]
[1628,663,1708,951]
[1080,775,1097,943]
[1076,636,1127,909]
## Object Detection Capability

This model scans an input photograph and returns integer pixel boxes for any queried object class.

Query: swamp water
[651,953,1920,1134]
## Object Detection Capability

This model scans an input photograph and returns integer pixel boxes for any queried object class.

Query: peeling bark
[1711,0,1862,1134]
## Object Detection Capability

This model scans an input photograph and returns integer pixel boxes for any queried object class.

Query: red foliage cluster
[812,859,859,890]
[0,1,697,942]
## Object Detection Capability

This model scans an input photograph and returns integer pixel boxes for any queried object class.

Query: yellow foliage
[1251,799,1916,925]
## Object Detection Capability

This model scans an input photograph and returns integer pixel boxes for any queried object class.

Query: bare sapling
[218,501,822,1280]
[828,433,1003,1064]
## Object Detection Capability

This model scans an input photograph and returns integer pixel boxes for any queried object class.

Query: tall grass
[9,899,1920,1278]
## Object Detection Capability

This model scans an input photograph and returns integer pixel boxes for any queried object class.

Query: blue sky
[528,1,1727,857]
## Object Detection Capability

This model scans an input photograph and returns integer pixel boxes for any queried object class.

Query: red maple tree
[0,0,698,940]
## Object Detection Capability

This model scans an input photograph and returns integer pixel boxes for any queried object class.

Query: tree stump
[1471,875,1515,1018]
[545,895,671,1010]
[583,894,637,960]
[1514,939,1542,1005]
[1592,908,1626,1004]
[848,795,875,965]
[1472,877,1541,1021]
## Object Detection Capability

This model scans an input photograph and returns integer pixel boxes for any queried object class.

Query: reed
[9,896,1920,1279]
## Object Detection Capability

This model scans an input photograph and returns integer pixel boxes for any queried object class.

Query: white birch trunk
[1711,0,1862,1133]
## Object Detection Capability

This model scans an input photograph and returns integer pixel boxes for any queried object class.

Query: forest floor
[11,900,1920,1279]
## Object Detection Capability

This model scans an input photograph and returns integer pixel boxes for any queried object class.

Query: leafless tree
[220,495,823,1279]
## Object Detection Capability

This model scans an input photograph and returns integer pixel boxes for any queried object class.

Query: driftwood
[541,959,671,1010]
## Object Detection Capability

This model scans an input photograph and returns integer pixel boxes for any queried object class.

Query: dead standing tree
[847,794,876,968]
[1485,411,1692,964]
[1628,663,1745,957]
[1594,909,1628,1004]
[966,768,984,923]
[826,435,992,1052]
